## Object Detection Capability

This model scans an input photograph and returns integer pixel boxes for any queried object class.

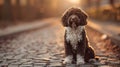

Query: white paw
[77,60,85,65]
[77,55,85,65]
[63,56,72,64]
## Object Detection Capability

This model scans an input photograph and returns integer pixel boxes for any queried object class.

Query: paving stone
[0,64,8,67]
[98,65,111,67]
[8,64,19,67]
[93,62,104,65]
[37,53,51,60]
[0,60,3,64]
[6,59,18,64]
[26,55,37,59]
[22,61,33,65]
[32,58,49,63]
[32,57,50,63]
[0,19,120,67]
[13,54,25,59]
[48,62,62,67]
[19,64,33,67]
[65,64,76,67]
[0,61,9,67]
[107,60,120,65]
[32,59,47,63]
[49,59,62,63]
[3,55,14,60]
[11,59,31,65]
[10,61,22,65]
[34,65,45,67]
[0,53,6,58]
[100,57,108,60]
[34,63,47,67]
[50,56,59,60]
[20,59,32,63]
[77,64,95,67]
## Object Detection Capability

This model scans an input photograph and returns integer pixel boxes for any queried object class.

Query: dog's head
[61,7,88,29]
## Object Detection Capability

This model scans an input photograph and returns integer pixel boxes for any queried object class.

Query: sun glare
[68,0,80,4]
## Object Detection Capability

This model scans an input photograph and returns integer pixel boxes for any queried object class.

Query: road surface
[0,19,119,67]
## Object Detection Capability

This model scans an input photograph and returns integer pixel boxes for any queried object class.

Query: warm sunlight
[0,0,120,67]
[68,0,80,4]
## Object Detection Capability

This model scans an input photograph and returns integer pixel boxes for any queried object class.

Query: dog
[61,7,96,65]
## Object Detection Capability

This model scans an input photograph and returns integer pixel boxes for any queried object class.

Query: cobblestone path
[0,20,120,67]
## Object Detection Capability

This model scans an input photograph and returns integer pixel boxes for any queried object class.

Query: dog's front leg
[63,40,73,64]
[76,42,86,65]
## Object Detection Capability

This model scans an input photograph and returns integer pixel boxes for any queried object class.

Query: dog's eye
[69,15,80,22]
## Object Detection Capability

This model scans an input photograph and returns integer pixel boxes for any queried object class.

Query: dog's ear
[61,8,88,26]
[61,11,68,27]
[81,10,88,25]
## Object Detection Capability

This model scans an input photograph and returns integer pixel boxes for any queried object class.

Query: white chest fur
[65,26,84,49]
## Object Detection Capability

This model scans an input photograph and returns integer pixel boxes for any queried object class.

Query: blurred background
[0,0,120,28]
[0,1,120,66]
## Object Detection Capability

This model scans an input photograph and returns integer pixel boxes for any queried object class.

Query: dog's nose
[70,15,79,22]
[71,18,76,22]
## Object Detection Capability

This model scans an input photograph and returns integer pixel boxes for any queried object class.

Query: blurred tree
[86,0,92,7]
[49,0,58,16]
[3,0,12,21]
[16,0,21,20]
[96,0,100,8]
[26,0,30,19]
[26,0,36,20]
[26,0,30,8]
[34,0,45,18]
[109,0,115,8]
[94,0,101,19]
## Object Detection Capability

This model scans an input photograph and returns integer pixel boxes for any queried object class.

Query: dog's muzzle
[72,22,77,29]
[68,15,80,29]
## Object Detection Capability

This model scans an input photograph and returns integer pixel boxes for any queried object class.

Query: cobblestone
[48,62,62,67]
[0,20,120,67]
[34,63,47,67]
[19,64,33,67]
[8,64,19,67]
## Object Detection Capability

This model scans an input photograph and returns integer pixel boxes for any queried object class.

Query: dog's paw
[77,55,85,65]
[77,60,85,65]
[63,56,72,64]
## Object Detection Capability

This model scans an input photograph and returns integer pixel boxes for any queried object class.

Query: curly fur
[61,7,88,27]
[65,26,84,49]
[61,7,96,64]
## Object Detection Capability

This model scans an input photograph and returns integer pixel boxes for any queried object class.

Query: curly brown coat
[61,7,96,64]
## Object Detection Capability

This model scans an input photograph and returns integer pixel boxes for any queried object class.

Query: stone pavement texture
[0,19,120,67]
